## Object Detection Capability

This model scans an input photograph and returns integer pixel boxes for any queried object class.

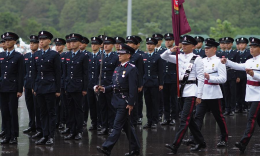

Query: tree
[209,19,237,40]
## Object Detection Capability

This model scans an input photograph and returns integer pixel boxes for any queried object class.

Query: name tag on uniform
[99,59,101,62]
[66,58,70,61]
[25,58,28,60]
[35,57,38,59]
[89,59,91,62]
[0,58,4,60]
[61,58,64,60]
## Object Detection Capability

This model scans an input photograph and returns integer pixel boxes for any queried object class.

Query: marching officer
[95,37,120,135]
[60,35,71,134]
[0,32,24,144]
[53,38,66,129]
[194,36,206,58]
[142,37,163,129]
[125,36,144,127]
[161,33,178,126]
[161,35,206,154]
[114,37,125,51]
[133,35,145,125]
[222,37,239,116]
[32,31,61,145]
[96,44,140,156]
[87,37,103,131]
[63,33,88,140]
[221,37,260,153]
[23,35,41,135]
[183,39,229,147]
[235,37,252,113]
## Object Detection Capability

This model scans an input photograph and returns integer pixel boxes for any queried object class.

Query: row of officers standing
[0,31,252,148]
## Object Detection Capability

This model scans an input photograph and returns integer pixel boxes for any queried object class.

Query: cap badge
[252,38,255,42]
[93,37,96,40]
[72,34,74,37]
[149,38,151,41]
[41,31,43,35]
[105,37,107,40]
[57,39,59,41]
[128,36,130,39]
[6,33,9,36]
[116,37,118,40]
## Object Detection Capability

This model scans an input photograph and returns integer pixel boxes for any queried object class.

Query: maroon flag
[171,0,191,97]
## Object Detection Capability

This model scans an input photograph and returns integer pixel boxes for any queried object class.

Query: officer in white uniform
[161,35,206,154]
[221,37,260,153]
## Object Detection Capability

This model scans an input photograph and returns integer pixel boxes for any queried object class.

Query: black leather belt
[113,88,129,94]
[179,80,197,84]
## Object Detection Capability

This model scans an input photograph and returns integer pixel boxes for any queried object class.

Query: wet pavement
[1,96,260,156]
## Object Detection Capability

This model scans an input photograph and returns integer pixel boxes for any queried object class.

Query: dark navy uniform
[222,47,239,115]
[64,49,89,137]
[0,49,24,142]
[236,38,252,112]
[143,51,163,126]
[97,44,140,155]
[24,52,42,133]
[193,49,206,58]
[216,50,224,58]
[32,31,61,143]
[96,50,120,134]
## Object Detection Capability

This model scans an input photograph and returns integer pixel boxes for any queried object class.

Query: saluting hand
[221,56,227,64]
[126,105,133,115]
[246,69,254,77]
[17,92,22,98]
[170,46,178,52]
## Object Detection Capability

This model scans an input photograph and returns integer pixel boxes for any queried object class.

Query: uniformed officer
[125,36,144,127]
[221,37,260,153]
[161,33,178,126]
[183,39,228,147]
[53,38,66,129]
[95,37,120,135]
[194,36,206,58]
[132,35,145,125]
[142,37,163,129]
[98,35,106,53]
[33,31,61,145]
[60,35,72,134]
[114,37,125,51]
[222,37,239,116]
[63,33,88,140]
[162,35,206,154]
[153,33,167,54]
[80,36,91,127]
[216,38,226,58]
[87,37,103,131]
[96,44,140,156]
[235,38,240,52]
[0,35,7,138]
[0,32,24,144]
[23,35,41,135]
[235,38,252,113]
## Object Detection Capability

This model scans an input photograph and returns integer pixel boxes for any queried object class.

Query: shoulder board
[128,63,135,67]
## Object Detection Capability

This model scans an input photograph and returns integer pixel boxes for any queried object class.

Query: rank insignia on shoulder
[129,63,135,67]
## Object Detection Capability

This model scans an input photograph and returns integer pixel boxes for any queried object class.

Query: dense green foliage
[0,0,259,43]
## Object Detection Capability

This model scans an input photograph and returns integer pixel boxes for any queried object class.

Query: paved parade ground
[0,96,260,156]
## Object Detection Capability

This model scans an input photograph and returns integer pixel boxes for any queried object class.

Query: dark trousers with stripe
[158,90,164,118]
[131,90,139,126]
[25,88,36,129]
[240,101,260,146]
[236,78,247,110]
[194,99,228,142]
[87,88,98,126]
[137,91,143,119]
[173,97,204,147]
[61,88,70,128]
[102,105,140,152]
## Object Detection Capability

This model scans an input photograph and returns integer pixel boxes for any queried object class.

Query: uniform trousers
[144,87,159,124]
[87,88,98,126]
[223,80,237,112]
[163,83,178,120]
[236,78,247,110]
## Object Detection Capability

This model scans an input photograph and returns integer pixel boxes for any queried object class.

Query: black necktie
[72,53,75,58]
[7,52,10,57]
[149,54,151,57]
[106,54,108,58]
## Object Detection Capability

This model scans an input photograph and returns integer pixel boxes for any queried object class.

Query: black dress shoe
[143,123,151,129]
[137,118,142,125]
[0,131,5,137]
[96,146,110,156]
[235,142,246,153]
[190,142,206,151]
[182,138,195,146]
[169,119,176,126]
[74,133,82,140]
[151,124,157,129]
[46,138,54,145]
[35,137,48,145]
[83,121,87,127]
[32,132,43,138]
[235,109,242,113]
[125,150,140,156]
[165,144,178,154]
[89,125,97,131]
[9,137,18,144]
[161,120,170,125]
[98,128,108,135]
[217,141,228,147]
[1,137,10,144]
[58,124,65,129]
[23,127,36,133]
[64,134,75,140]
[229,111,235,116]
[97,125,102,131]
[61,128,70,134]
[159,116,162,122]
